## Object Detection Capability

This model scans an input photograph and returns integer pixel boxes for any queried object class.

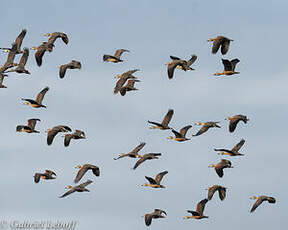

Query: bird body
[74,164,100,183]
[168,125,192,142]
[64,130,86,147]
[207,185,226,201]
[59,60,81,79]
[142,171,168,188]
[133,153,161,170]
[32,42,54,66]
[114,142,145,160]
[47,125,72,145]
[209,159,233,178]
[184,199,209,219]
[34,170,56,183]
[250,195,276,213]
[226,114,249,132]
[214,139,245,156]
[214,59,240,76]
[119,79,140,96]
[59,180,92,198]
[45,32,69,47]
[114,69,139,94]
[193,122,220,136]
[16,119,40,133]
[22,87,49,108]
[103,49,129,63]
[144,209,167,226]
[208,36,233,55]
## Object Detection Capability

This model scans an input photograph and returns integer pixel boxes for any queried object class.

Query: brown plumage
[114,69,139,94]
[7,47,30,74]
[207,185,226,201]
[59,180,92,198]
[114,142,145,160]
[142,171,168,188]
[208,36,233,55]
[167,56,188,79]
[22,87,49,108]
[3,42,18,70]
[184,199,209,219]
[59,60,81,79]
[225,114,249,132]
[119,79,140,96]
[214,59,240,76]
[148,109,174,130]
[45,32,69,47]
[34,170,56,183]
[193,122,221,136]
[214,139,245,156]
[0,29,27,54]
[47,125,72,145]
[74,164,100,183]
[32,42,54,66]
[250,196,276,213]
[209,159,233,178]
[133,153,161,170]
[103,49,129,63]
[144,209,167,226]
[168,125,192,142]
[64,130,86,147]
[16,119,40,133]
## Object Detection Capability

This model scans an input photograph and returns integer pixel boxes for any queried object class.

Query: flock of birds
[0,30,276,226]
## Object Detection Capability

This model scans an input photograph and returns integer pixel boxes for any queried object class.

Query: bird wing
[214,148,234,154]
[78,179,93,188]
[231,59,240,71]
[91,166,100,177]
[187,210,200,216]
[222,59,232,71]
[59,64,68,79]
[15,29,27,50]
[215,166,224,178]
[231,139,245,152]
[212,37,223,54]
[34,173,41,183]
[5,43,17,67]
[144,214,153,226]
[133,157,147,170]
[221,39,230,55]
[193,125,209,136]
[186,55,197,66]
[114,77,127,94]
[35,44,47,67]
[167,61,179,79]
[267,197,276,203]
[59,188,76,198]
[35,87,49,104]
[145,176,157,184]
[179,125,192,137]
[207,186,218,200]
[155,171,168,184]
[64,134,73,147]
[170,55,181,60]
[61,33,69,44]
[131,142,146,154]
[27,119,40,130]
[148,121,162,127]
[218,187,226,201]
[114,49,129,58]
[18,47,29,67]
[154,209,167,216]
[161,109,174,127]
[196,199,208,216]
[47,127,62,145]
[250,198,264,213]
[45,170,56,176]
[229,118,240,133]
[74,166,89,183]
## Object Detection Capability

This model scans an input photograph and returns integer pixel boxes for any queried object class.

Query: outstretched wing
[231,59,240,71]
[222,59,232,71]
[212,37,224,54]
[15,29,27,50]
[221,39,230,55]
[193,126,209,136]
[35,87,49,104]
[207,186,218,200]
[196,199,208,216]
[229,118,240,133]
[187,55,197,66]
[114,49,129,59]
[155,171,168,184]
[250,198,264,213]
[218,187,226,201]
[27,119,40,130]
[18,47,29,67]
[179,125,192,137]
[74,167,89,183]
[59,189,75,198]
[64,134,73,147]
[231,139,245,152]
[34,173,41,183]
[161,109,174,127]
[59,64,68,79]
[144,214,153,226]
[131,142,146,154]
[145,176,157,184]
[133,157,147,170]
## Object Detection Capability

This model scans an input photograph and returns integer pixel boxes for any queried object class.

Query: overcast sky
[0,0,287,229]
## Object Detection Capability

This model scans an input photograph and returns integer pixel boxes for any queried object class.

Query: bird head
[141,183,149,187]
[65,185,73,189]
[31,46,37,50]
[44,33,51,37]
[114,74,121,79]
[75,165,82,169]
[207,38,214,42]
[208,164,215,168]
[194,122,203,126]
[250,196,258,200]
[224,117,231,121]
[167,136,174,140]
[217,152,225,155]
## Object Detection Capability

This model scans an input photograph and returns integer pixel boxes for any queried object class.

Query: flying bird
[32,42,54,66]
[166,56,188,79]
[59,60,81,79]
[0,29,27,54]
[225,114,249,132]
[184,199,209,219]
[2,42,18,70]
[144,209,167,226]
[133,153,161,170]
[214,139,245,156]
[22,87,49,108]
[250,195,276,213]
[148,109,174,130]
[209,159,233,178]
[59,180,92,198]
[6,47,30,74]
[34,170,56,183]
[114,142,145,160]
[207,36,233,55]
[142,171,168,188]
[16,119,40,133]
[119,79,140,96]
[64,130,86,147]
[74,164,100,183]
[46,125,72,145]
[193,122,221,136]
[114,69,139,94]
[207,185,226,201]
[103,49,129,63]
[214,59,240,76]
[168,125,192,142]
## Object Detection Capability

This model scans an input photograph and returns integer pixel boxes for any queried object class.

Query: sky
[0,0,287,229]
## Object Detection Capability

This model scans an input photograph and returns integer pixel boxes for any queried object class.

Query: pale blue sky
[0,0,286,229]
